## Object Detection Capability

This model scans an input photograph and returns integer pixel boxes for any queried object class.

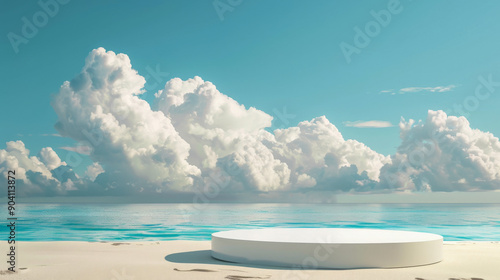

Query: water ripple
[9,203,500,241]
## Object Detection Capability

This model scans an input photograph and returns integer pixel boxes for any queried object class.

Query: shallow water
[10,203,500,241]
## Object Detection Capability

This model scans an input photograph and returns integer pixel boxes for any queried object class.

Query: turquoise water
[8,203,500,241]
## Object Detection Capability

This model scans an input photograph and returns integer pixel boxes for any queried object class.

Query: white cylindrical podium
[211,228,443,269]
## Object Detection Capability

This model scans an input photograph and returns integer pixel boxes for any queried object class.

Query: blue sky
[1,0,500,199]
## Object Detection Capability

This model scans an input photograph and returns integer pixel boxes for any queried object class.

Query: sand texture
[1,241,499,280]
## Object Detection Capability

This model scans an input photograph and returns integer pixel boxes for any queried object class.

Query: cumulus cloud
[271,116,391,190]
[52,47,200,192]
[381,85,456,95]
[344,120,394,128]
[0,141,78,195]
[38,147,66,170]
[154,75,392,193]
[155,76,273,168]
[155,76,290,192]
[85,162,104,181]
[216,137,291,192]
[380,110,500,192]
[0,141,54,181]
[3,48,498,198]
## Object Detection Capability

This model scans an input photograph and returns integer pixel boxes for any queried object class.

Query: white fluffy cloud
[38,147,66,170]
[154,76,390,193]
[0,141,76,195]
[85,162,104,181]
[4,48,499,197]
[380,110,500,192]
[155,76,289,192]
[271,116,391,191]
[216,135,291,192]
[0,141,54,182]
[52,48,200,192]
[155,76,273,168]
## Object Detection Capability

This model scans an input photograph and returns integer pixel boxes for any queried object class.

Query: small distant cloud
[381,85,456,95]
[59,145,91,155]
[344,120,394,128]
[16,133,61,137]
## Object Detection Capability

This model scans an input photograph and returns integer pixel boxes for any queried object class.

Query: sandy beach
[1,241,498,280]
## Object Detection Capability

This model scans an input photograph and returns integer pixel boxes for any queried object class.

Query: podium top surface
[212,228,443,244]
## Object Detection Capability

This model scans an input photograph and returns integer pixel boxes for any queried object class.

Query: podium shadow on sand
[164,250,289,270]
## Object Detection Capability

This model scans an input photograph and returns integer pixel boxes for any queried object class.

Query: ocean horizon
[13,203,500,242]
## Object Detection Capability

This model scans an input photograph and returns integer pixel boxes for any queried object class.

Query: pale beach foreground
[1,241,499,280]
